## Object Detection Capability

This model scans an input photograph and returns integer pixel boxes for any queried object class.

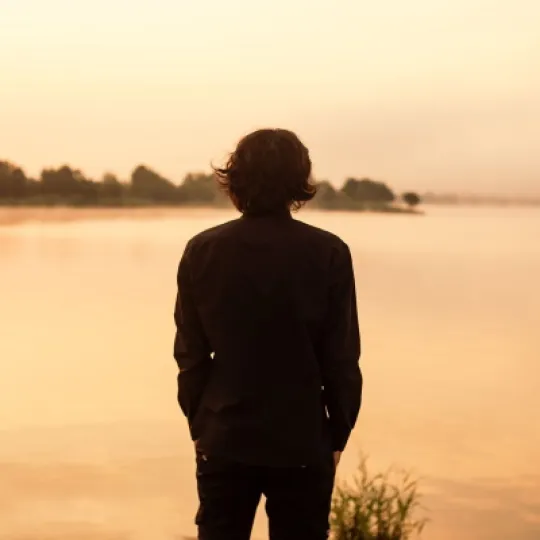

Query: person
[174,129,362,540]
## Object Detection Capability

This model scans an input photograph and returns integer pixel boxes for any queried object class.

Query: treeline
[0,161,225,207]
[0,160,421,211]
[315,179,421,211]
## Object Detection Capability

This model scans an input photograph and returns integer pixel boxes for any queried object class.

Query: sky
[1,0,539,195]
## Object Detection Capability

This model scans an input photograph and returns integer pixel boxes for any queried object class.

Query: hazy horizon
[2,0,540,196]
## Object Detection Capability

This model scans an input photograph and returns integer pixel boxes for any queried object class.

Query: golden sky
[1,0,539,194]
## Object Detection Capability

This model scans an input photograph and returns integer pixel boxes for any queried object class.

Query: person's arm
[173,241,212,439]
[321,241,362,453]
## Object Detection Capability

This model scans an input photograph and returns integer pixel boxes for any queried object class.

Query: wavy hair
[214,129,317,214]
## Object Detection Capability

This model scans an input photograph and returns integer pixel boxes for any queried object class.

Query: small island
[0,160,422,213]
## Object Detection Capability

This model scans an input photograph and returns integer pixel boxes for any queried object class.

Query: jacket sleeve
[321,241,362,452]
[173,241,212,439]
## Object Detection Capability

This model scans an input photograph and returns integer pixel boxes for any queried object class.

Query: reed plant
[331,456,428,540]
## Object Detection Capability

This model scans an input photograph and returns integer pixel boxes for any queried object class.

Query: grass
[331,456,428,540]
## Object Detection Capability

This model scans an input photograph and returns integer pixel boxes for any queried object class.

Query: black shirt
[174,212,362,466]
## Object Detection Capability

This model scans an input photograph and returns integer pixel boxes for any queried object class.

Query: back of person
[174,129,362,540]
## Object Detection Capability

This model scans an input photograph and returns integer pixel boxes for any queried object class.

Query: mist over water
[1,206,539,540]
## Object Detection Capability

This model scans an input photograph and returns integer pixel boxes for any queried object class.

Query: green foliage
[342,178,395,205]
[402,192,421,208]
[131,165,178,202]
[40,166,89,196]
[178,173,222,204]
[0,158,419,212]
[0,161,28,198]
[100,173,125,200]
[312,179,417,213]
[331,457,428,540]
[0,160,222,206]
[313,181,355,210]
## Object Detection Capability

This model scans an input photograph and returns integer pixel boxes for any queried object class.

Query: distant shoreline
[422,196,540,207]
[0,205,420,226]
[1,161,423,216]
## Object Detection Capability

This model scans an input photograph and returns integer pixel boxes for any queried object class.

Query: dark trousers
[195,451,335,540]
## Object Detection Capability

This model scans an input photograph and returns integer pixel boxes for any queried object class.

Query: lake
[1,206,539,540]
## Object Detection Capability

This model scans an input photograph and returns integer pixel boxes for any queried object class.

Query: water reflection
[1,449,539,540]
[1,207,539,539]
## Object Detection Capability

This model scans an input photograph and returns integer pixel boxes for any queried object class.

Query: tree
[402,192,421,208]
[100,173,124,200]
[178,173,221,204]
[25,178,41,198]
[341,178,395,205]
[40,166,88,196]
[0,161,27,199]
[0,155,417,213]
[314,181,337,207]
[130,165,177,202]
[38,166,102,204]
[312,180,355,209]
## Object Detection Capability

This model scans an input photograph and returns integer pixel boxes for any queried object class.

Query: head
[214,129,317,215]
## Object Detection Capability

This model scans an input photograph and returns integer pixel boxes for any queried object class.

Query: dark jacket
[174,212,362,466]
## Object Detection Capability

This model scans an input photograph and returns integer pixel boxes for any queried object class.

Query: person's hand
[333,451,342,470]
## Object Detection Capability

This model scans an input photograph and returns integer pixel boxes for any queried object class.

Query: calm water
[1,207,539,540]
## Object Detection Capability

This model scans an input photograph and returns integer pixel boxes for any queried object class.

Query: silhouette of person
[174,129,362,540]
